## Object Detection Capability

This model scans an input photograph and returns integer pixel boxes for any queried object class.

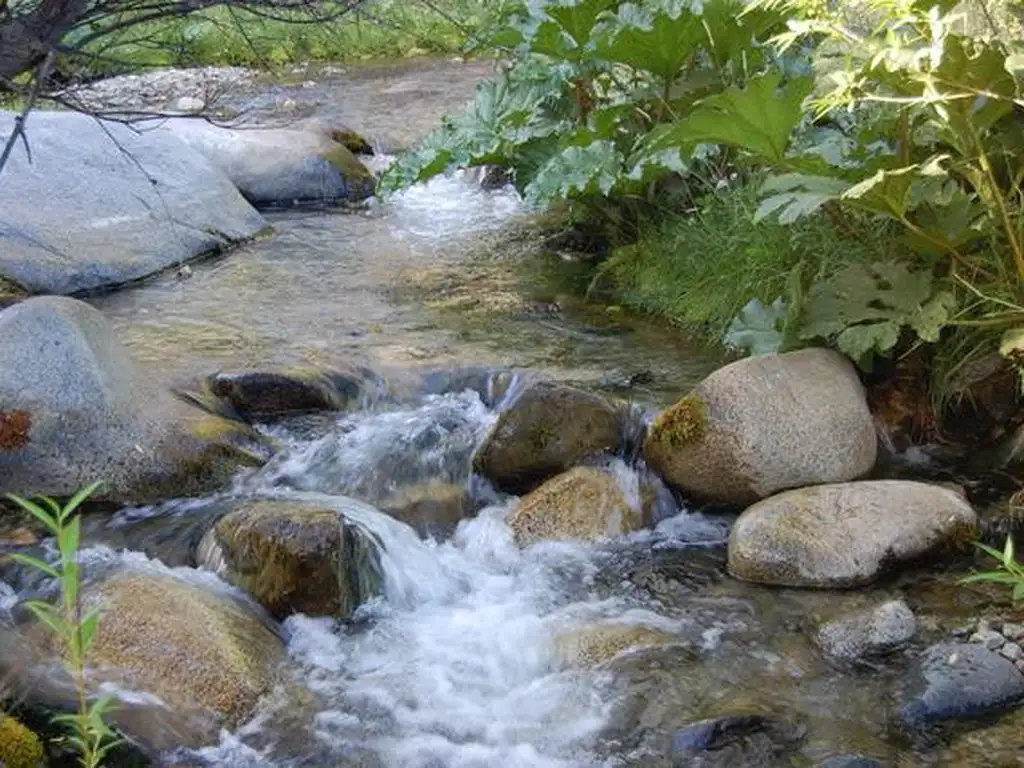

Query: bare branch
[0,49,54,176]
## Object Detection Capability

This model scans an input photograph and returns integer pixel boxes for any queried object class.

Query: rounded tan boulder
[643,348,877,505]
[508,466,641,546]
[728,480,978,588]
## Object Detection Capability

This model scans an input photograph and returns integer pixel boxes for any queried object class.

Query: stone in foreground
[198,498,382,620]
[474,382,622,495]
[0,297,258,503]
[643,349,876,505]
[0,110,266,296]
[813,599,917,664]
[728,481,977,588]
[508,466,641,546]
[898,642,1024,726]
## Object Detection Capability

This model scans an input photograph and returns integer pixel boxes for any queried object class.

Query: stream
[4,60,1021,767]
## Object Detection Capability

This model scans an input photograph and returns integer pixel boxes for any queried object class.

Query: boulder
[0,297,259,503]
[474,382,622,495]
[670,713,805,766]
[380,482,472,539]
[15,572,287,752]
[813,599,917,664]
[508,466,641,546]
[180,365,383,423]
[898,642,1024,726]
[554,623,670,668]
[152,117,376,207]
[0,110,266,296]
[197,499,382,620]
[728,481,977,588]
[643,349,876,505]
[0,712,44,768]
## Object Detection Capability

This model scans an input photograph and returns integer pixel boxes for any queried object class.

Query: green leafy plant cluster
[6,482,120,768]
[961,535,1024,603]
[379,0,798,222]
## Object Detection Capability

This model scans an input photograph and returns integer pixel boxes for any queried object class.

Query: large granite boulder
[728,481,978,587]
[643,349,877,505]
[473,382,622,495]
[197,498,383,620]
[0,110,266,296]
[508,466,641,546]
[10,571,287,752]
[0,296,258,503]
[152,117,376,207]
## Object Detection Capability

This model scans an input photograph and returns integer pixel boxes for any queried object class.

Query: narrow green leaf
[1013,580,1024,603]
[64,480,103,518]
[25,600,67,637]
[59,515,81,561]
[5,494,60,535]
[80,608,100,652]
[1004,535,1016,565]
[6,552,60,579]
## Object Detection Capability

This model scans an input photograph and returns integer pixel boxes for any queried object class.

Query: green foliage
[380,0,795,214]
[5,482,121,768]
[960,535,1024,604]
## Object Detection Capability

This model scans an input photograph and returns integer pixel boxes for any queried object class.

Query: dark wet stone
[898,642,1024,727]
[670,713,805,766]
[813,599,916,665]
[817,757,883,768]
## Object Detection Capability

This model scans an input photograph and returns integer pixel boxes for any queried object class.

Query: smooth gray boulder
[0,110,266,296]
[728,481,977,588]
[643,348,877,505]
[150,117,376,208]
[898,642,1024,726]
[0,296,257,503]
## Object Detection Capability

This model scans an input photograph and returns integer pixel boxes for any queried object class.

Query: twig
[0,49,54,176]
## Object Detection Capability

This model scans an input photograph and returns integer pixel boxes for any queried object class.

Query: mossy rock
[508,466,641,546]
[198,499,382,620]
[554,624,670,669]
[0,275,27,309]
[643,349,877,505]
[329,127,374,156]
[0,712,44,768]
[474,382,622,495]
[380,482,472,539]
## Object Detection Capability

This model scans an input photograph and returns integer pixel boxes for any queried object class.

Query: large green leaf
[724,297,787,356]
[592,1,709,81]
[755,173,851,223]
[651,71,813,162]
[523,139,625,204]
[542,0,619,48]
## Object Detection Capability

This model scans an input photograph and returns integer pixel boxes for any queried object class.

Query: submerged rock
[197,499,381,620]
[152,117,376,207]
[12,572,286,752]
[182,365,382,423]
[0,110,266,296]
[898,642,1024,726]
[0,297,260,504]
[670,713,805,767]
[817,757,883,768]
[0,712,44,768]
[643,349,876,505]
[380,481,472,539]
[813,599,917,664]
[508,466,641,546]
[473,382,622,495]
[554,623,670,668]
[728,481,977,588]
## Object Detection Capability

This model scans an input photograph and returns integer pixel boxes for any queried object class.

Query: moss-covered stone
[0,712,45,768]
[198,499,381,620]
[648,395,706,448]
[554,624,670,669]
[508,466,641,546]
[474,382,622,495]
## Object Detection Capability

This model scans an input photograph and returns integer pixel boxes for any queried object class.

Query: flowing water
[4,60,1017,767]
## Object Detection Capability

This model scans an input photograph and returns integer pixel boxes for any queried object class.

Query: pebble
[969,629,1005,650]
[1001,642,1024,661]
[1003,622,1024,641]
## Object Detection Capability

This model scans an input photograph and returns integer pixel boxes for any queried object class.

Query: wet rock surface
[0,110,265,296]
[473,382,622,495]
[508,465,641,546]
[897,642,1024,726]
[728,481,978,587]
[813,599,917,665]
[669,713,806,767]
[197,498,381,619]
[643,349,876,505]
[0,297,258,504]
